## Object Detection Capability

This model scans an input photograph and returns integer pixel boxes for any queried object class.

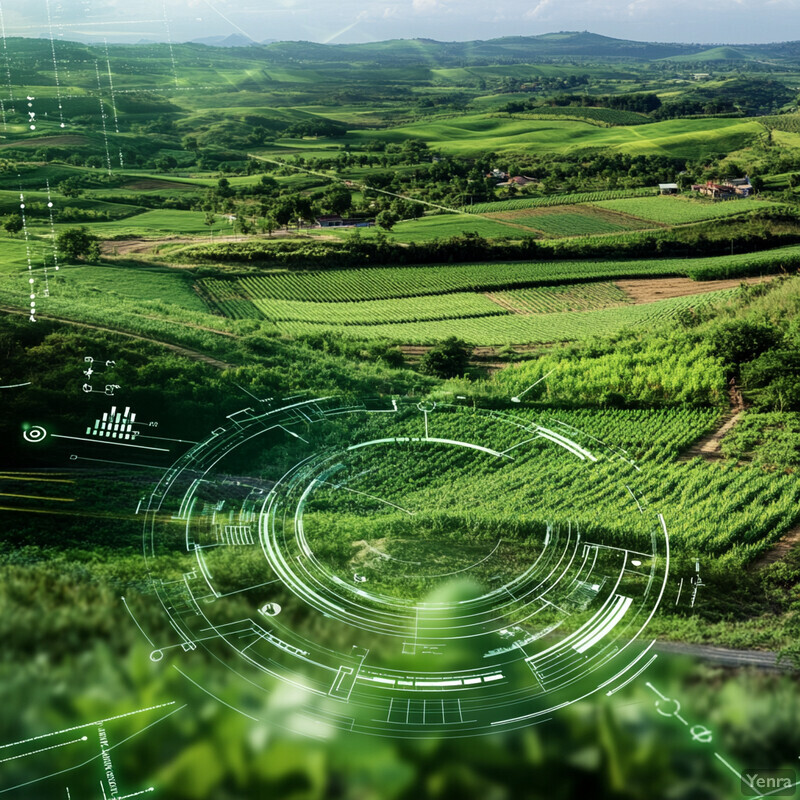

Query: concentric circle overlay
[22,425,48,443]
[142,397,669,737]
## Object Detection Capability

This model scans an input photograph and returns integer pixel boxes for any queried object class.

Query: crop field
[592,196,778,225]
[483,204,655,236]
[464,188,657,213]
[202,245,800,307]
[759,113,800,132]
[359,213,538,242]
[487,282,630,313]
[520,106,650,125]
[225,261,670,305]
[270,288,739,344]
[401,407,800,560]
[248,292,504,325]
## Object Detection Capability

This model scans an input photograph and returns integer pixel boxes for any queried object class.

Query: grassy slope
[342,115,763,157]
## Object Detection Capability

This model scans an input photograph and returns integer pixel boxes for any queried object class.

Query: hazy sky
[3,0,799,45]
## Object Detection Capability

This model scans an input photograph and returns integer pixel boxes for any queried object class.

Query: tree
[322,184,352,215]
[57,178,84,198]
[273,199,294,228]
[3,214,23,235]
[709,320,780,372]
[56,227,99,261]
[155,155,178,172]
[376,210,399,231]
[216,177,233,198]
[419,337,473,378]
[262,214,277,237]
[203,211,216,238]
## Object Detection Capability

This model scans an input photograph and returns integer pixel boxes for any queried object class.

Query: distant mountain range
[189,34,277,47]
[28,30,800,63]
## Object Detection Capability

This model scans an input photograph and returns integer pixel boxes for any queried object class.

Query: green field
[269,288,738,343]
[56,265,208,311]
[344,114,764,156]
[489,282,630,313]
[31,209,235,237]
[354,212,538,242]
[4,32,800,800]
[519,106,651,125]
[483,205,655,236]
[592,196,779,225]
[201,245,800,306]
[207,287,505,324]
[464,188,657,213]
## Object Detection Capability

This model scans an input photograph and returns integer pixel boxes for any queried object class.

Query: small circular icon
[655,697,682,718]
[259,603,281,617]
[23,425,47,443]
[690,725,713,744]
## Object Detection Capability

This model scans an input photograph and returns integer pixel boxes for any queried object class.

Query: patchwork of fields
[195,243,800,344]
[267,289,737,344]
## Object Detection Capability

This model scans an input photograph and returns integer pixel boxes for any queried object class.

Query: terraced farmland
[271,289,739,345]
[592,196,778,225]
[202,246,800,308]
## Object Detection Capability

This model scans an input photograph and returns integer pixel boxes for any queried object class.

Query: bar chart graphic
[86,406,139,441]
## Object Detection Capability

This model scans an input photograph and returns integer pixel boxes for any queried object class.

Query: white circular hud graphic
[142,397,669,737]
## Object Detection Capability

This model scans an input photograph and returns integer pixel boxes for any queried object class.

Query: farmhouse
[691,177,752,199]
[659,183,679,195]
[497,175,536,187]
[727,176,753,197]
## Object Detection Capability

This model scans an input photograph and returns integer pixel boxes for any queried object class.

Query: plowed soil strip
[615,275,777,304]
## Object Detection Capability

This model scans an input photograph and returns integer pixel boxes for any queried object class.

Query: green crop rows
[250,292,504,325]
[490,283,630,313]
[311,407,800,561]
[759,114,800,133]
[491,209,643,236]
[592,196,779,225]
[203,246,800,307]
[464,188,656,214]
[271,289,738,344]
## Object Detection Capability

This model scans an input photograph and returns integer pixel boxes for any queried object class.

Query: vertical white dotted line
[44,179,59,297]
[103,40,124,168]
[18,185,36,322]
[162,1,179,89]
[94,61,112,176]
[0,0,13,131]
[44,0,66,128]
